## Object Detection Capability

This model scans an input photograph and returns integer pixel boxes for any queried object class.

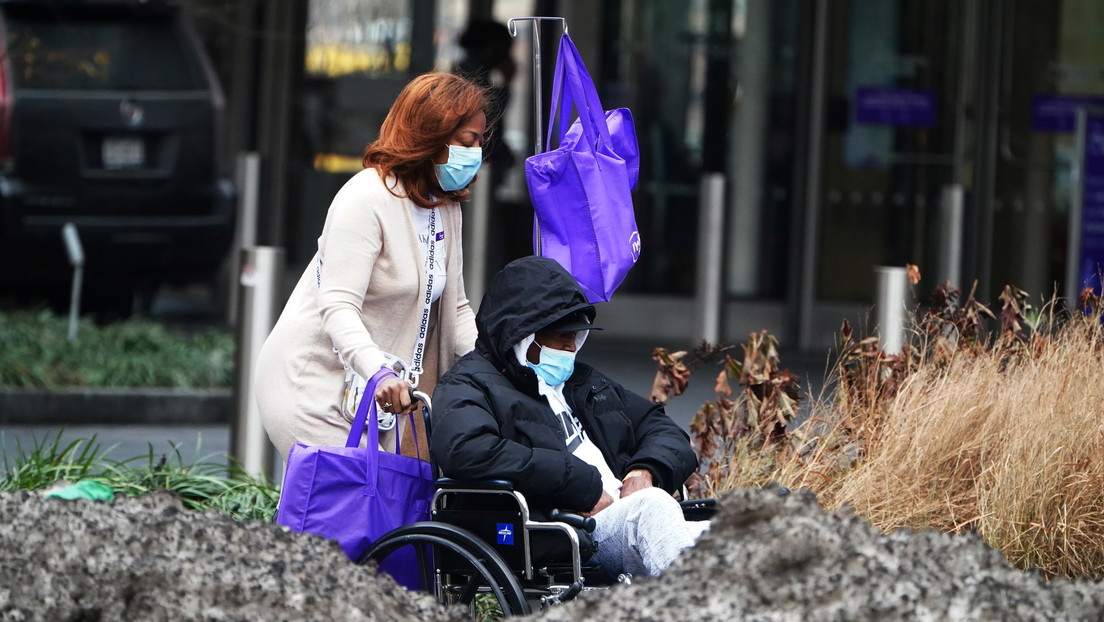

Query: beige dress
[254,167,477,459]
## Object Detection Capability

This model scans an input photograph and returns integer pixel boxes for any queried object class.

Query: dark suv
[0,0,234,305]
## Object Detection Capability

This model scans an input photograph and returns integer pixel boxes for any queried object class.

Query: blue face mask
[435,145,483,191]
[526,344,576,386]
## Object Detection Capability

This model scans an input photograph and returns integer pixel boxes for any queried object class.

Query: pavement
[0,337,832,475]
[1,284,834,473]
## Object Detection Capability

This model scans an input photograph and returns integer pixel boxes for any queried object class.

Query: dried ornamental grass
[821,299,1104,578]
[669,282,1104,578]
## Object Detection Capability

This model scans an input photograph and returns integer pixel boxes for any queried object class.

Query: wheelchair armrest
[435,478,515,491]
[549,509,596,533]
[680,497,718,521]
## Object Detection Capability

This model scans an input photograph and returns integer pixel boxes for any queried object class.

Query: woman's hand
[619,468,654,499]
[581,491,614,517]
[374,376,415,414]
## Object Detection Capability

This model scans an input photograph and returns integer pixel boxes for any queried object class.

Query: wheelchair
[356,392,716,617]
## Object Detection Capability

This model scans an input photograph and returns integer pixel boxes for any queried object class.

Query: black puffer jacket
[430,256,697,513]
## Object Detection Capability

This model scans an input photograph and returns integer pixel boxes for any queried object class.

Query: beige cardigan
[255,168,477,458]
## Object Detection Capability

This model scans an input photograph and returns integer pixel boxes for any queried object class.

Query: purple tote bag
[276,368,434,590]
[526,33,641,303]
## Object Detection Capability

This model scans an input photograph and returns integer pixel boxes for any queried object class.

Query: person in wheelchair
[431,256,709,578]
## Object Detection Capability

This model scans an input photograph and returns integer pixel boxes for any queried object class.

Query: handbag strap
[346,367,399,447]
[545,33,613,153]
[546,36,568,150]
[346,367,427,463]
[404,410,425,462]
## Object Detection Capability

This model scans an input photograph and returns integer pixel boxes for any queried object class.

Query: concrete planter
[0,388,231,426]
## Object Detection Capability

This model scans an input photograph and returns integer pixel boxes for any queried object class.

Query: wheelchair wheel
[358,521,531,617]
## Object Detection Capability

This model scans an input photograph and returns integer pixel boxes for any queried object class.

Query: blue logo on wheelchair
[496,523,514,545]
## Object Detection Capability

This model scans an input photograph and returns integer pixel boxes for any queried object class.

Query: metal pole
[797,1,830,350]
[874,266,909,354]
[938,184,964,288]
[1067,108,1088,305]
[971,0,1004,307]
[509,17,568,259]
[532,19,543,155]
[61,223,84,342]
[231,245,284,482]
[507,17,568,156]
[696,173,725,343]
[728,0,770,295]
[229,152,261,325]
[465,163,492,311]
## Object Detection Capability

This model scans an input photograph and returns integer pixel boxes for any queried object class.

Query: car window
[2,12,207,91]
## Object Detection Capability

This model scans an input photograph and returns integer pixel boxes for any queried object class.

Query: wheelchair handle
[411,390,431,411]
[550,509,596,533]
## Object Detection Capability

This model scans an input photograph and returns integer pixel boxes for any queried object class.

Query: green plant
[0,433,109,492]
[0,431,279,521]
[473,594,504,622]
[0,308,234,389]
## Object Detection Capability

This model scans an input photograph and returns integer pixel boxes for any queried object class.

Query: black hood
[475,256,596,369]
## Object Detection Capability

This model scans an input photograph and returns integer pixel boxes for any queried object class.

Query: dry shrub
[652,333,811,498]
[823,298,1104,578]
[666,284,1104,578]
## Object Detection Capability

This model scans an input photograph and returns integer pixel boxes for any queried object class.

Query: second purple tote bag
[275,368,434,590]
[525,33,641,303]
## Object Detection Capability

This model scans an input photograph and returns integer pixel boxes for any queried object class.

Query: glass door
[808,0,1104,334]
[990,0,1104,299]
[814,0,966,304]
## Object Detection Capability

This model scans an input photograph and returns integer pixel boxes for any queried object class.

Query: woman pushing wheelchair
[431,256,710,577]
[255,72,489,460]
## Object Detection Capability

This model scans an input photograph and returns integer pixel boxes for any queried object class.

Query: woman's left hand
[375,376,415,414]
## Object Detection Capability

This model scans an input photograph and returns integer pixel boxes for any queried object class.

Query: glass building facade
[288,0,1104,349]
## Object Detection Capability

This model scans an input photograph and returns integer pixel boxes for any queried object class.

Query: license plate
[102,137,145,169]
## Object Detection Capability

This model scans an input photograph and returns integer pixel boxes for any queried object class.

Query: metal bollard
[231,246,284,482]
[464,162,491,311]
[61,223,84,342]
[938,184,964,288]
[696,173,725,344]
[228,152,262,325]
[874,266,910,354]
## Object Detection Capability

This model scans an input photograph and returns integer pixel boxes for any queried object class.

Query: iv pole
[507,16,568,156]
[507,16,568,257]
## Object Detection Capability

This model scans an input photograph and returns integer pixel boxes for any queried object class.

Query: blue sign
[496,523,514,546]
[1032,95,1104,133]
[1078,112,1104,296]
[854,86,937,128]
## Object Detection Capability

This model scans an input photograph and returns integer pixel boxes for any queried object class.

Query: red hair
[362,73,491,208]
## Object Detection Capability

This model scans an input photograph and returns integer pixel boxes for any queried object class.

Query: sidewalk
[1,424,231,469]
[0,337,833,469]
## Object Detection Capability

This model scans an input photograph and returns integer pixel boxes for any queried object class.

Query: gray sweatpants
[590,487,710,577]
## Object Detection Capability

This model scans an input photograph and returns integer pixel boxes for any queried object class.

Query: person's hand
[619,468,654,499]
[375,376,414,414]
[581,491,614,517]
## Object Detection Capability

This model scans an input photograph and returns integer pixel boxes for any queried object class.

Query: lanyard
[407,207,436,389]
[321,206,439,390]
